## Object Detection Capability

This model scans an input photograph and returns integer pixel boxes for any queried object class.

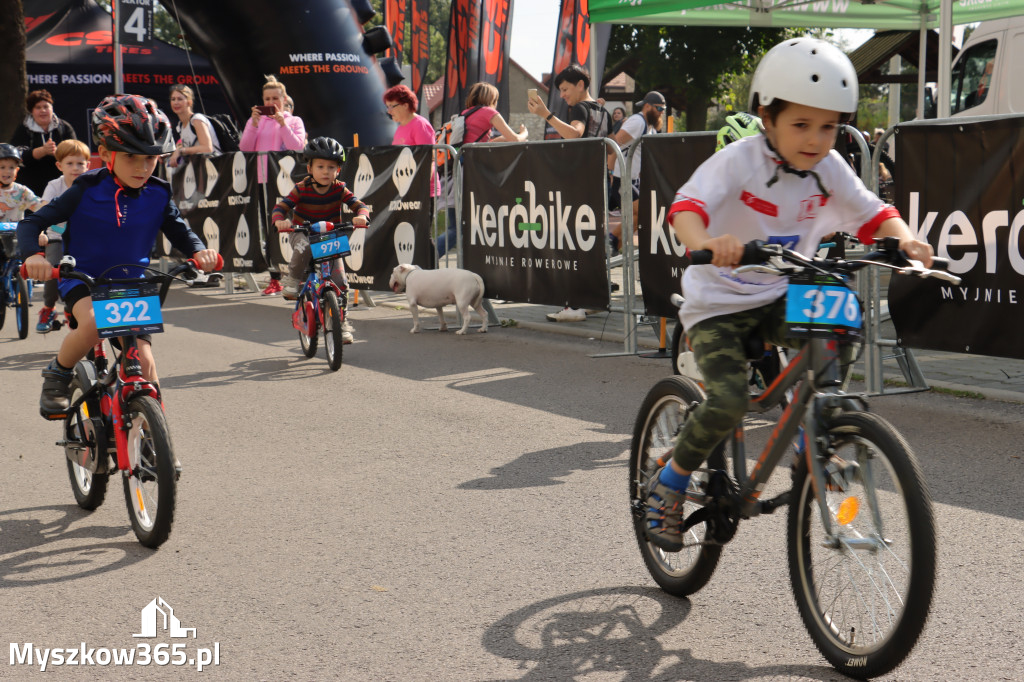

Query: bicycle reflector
[836,496,860,525]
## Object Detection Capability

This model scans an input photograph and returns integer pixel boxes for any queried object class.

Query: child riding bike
[18,94,219,421]
[272,136,368,343]
[645,37,934,552]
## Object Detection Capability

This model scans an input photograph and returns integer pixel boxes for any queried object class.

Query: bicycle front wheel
[787,412,935,679]
[14,273,29,339]
[298,292,318,358]
[121,397,177,548]
[322,290,343,371]
[630,376,723,597]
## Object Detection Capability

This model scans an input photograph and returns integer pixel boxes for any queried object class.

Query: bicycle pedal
[41,411,68,421]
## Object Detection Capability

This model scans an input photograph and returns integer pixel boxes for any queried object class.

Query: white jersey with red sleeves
[668,134,899,331]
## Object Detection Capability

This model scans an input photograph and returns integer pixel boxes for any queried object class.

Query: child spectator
[272,137,368,344]
[35,139,90,333]
[0,144,45,221]
[18,95,219,421]
[644,38,934,552]
[0,144,45,272]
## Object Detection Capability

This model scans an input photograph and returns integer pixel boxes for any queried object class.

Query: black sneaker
[40,359,74,419]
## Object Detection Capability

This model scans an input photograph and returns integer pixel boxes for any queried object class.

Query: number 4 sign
[117,0,153,47]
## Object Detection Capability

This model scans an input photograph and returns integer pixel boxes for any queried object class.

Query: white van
[950,17,1024,117]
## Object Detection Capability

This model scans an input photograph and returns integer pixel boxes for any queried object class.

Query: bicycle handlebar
[21,253,225,303]
[277,221,358,235]
[688,238,960,284]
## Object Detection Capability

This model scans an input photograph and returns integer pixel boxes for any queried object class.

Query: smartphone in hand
[256,105,276,116]
[527,88,538,102]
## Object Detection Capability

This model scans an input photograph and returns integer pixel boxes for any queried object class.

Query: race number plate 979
[309,232,351,262]
[785,272,862,338]
[92,282,164,338]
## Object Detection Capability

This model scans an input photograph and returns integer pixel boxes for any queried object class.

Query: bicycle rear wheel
[14,273,29,339]
[323,290,343,371]
[630,376,723,597]
[122,396,176,548]
[0,278,7,330]
[787,412,935,679]
[298,291,318,358]
[65,362,109,510]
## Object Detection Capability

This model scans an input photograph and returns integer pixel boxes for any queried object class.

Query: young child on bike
[18,95,219,419]
[0,144,45,262]
[35,139,91,333]
[645,37,934,552]
[272,136,368,344]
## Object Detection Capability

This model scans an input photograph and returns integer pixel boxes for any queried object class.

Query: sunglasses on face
[654,105,665,112]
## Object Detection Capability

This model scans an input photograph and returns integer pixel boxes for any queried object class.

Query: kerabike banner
[460,139,609,309]
[637,133,717,319]
[889,115,1024,360]
[166,152,265,273]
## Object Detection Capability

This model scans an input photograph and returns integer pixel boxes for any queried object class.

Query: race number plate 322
[785,272,861,338]
[92,282,164,338]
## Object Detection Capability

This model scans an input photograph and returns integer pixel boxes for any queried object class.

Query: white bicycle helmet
[749,37,858,114]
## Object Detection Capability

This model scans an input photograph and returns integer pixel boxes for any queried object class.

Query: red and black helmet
[91,94,175,155]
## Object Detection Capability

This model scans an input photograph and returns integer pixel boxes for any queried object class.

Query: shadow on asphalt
[481,585,846,681]
[0,505,151,587]
[458,439,629,490]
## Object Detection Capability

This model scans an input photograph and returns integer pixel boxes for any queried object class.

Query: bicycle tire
[298,291,318,358]
[65,362,109,510]
[670,321,685,376]
[787,412,935,679]
[323,290,344,371]
[15,273,29,339]
[630,376,723,597]
[0,277,7,331]
[122,396,177,548]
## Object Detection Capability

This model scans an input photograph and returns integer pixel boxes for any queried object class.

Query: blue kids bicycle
[281,221,354,372]
[0,222,31,339]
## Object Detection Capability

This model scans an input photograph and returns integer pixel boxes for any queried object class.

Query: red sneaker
[261,279,283,296]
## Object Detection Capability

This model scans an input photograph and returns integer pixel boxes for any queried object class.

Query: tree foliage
[606,25,792,131]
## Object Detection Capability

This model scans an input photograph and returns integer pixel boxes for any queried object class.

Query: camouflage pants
[671,297,853,472]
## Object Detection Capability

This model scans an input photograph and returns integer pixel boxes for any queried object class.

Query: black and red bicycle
[25,254,222,548]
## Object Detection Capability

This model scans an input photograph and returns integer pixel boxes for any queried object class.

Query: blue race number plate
[309,231,351,262]
[785,273,862,338]
[92,282,164,338]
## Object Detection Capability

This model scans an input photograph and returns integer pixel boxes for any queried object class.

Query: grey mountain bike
[630,238,958,679]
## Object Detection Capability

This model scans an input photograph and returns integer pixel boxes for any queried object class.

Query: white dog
[389,264,488,335]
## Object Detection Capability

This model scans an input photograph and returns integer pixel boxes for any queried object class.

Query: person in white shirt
[167,84,221,168]
[642,37,934,553]
[608,91,664,251]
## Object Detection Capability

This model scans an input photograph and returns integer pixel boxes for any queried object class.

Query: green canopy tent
[590,0,1024,117]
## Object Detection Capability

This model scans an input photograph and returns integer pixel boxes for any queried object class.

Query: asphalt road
[1,286,1022,681]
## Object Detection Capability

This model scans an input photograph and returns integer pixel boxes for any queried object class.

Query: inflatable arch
[166,0,396,146]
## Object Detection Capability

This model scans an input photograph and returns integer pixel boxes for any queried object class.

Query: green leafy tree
[606,25,792,131]
[0,0,27,141]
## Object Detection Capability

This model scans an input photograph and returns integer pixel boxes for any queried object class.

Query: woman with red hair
[384,85,440,201]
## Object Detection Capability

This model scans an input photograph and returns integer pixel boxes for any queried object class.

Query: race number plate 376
[92,282,164,338]
[785,272,861,338]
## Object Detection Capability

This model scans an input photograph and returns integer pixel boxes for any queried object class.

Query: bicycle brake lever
[899,260,962,284]
[733,264,785,276]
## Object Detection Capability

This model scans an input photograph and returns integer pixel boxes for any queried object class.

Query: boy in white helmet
[644,37,934,552]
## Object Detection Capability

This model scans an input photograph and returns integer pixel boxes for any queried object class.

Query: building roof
[849,30,959,85]
[426,58,548,114]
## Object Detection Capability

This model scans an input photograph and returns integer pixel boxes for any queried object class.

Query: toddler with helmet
[643,38,935,553]
[272,136,369,343]
[18,94,219,421]
[0,144,45,271]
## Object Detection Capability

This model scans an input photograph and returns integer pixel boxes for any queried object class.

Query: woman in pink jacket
[240,75,306,154]
[240,75,307,295]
